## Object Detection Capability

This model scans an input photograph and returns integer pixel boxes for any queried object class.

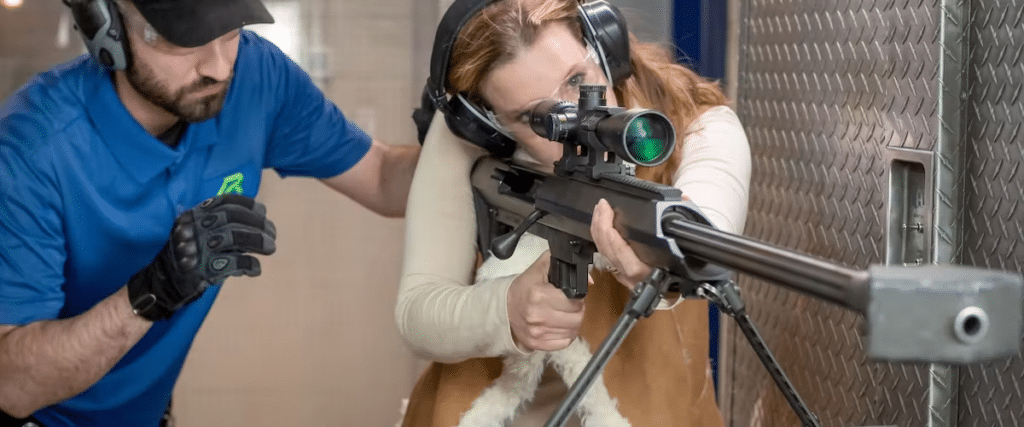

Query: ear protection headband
[426,0,631,157]
[63,0,129,70]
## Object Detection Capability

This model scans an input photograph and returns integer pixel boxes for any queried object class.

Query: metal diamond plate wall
[726,0,940,426]
[958,1,1024,425]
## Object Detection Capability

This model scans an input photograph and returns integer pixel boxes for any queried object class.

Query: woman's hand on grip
[507,251,587,351]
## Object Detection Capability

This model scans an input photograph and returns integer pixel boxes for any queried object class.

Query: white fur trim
[458,352,546,426]
[548,340,631,427]
[456,340,630,427]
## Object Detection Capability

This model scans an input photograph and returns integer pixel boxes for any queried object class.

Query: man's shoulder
[0,56,96,153]
[237,29,290,65]
[227,29,318,117]
[235,29,307,84]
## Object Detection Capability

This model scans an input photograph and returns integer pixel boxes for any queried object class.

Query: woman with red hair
[396,1,751,425]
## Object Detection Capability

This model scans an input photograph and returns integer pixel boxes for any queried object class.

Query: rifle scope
[528,85,676,167]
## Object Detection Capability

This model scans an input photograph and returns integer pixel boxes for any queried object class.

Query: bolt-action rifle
[469,85,1023,427]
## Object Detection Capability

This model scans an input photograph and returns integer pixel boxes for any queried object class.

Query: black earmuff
[63,0,129,70]
[577,0,631,85]
[422,0,631,157]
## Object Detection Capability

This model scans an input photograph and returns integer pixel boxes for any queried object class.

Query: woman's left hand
[590,198,653,290]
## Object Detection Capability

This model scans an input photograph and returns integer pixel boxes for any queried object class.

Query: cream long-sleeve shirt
[395,106,751,363]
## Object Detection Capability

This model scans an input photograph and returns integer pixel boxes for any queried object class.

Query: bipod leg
[698,280,822,427]
[544,268,670,427]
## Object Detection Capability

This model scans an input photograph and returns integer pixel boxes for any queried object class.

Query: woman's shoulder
[679,105,745,141]
[687,105,741,131]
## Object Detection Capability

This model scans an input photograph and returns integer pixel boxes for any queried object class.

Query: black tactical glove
[127,194,277,321]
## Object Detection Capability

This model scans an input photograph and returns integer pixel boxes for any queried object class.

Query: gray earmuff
[64,0,129,70]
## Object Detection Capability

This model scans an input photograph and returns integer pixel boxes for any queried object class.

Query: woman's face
[480,21,619,173]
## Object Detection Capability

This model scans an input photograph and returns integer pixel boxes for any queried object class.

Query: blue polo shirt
[0,31,371,426]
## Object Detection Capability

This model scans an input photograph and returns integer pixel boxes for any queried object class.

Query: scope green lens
[625,116,669,164]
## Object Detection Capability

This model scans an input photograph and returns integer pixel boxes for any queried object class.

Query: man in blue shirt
[0,0,420,425]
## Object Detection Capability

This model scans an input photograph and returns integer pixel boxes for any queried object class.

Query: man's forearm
[320,141,421,217]
[0,287,151,418]
[377,143,421,217]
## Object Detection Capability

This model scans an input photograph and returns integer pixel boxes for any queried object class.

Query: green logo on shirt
[217,173,244,195]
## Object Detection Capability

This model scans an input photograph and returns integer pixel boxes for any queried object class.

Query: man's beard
[125,57,233,123]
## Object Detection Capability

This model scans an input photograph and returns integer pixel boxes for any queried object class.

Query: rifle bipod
[543,272,822,427]
[697,280,821,427]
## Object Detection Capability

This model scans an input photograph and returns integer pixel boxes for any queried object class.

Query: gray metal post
[929,0,969,426]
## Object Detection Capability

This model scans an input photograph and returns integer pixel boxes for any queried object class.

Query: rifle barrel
[661,214,871,312]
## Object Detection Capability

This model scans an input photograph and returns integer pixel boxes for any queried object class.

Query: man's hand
[127,194,277,321]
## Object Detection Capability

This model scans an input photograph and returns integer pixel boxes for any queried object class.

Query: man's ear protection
[63,0,129,70]
[419,0,631,157]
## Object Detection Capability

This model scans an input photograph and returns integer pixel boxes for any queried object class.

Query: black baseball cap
[131,0,275,48]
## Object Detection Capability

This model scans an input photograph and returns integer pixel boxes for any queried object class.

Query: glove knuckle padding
[127,194,276,321]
